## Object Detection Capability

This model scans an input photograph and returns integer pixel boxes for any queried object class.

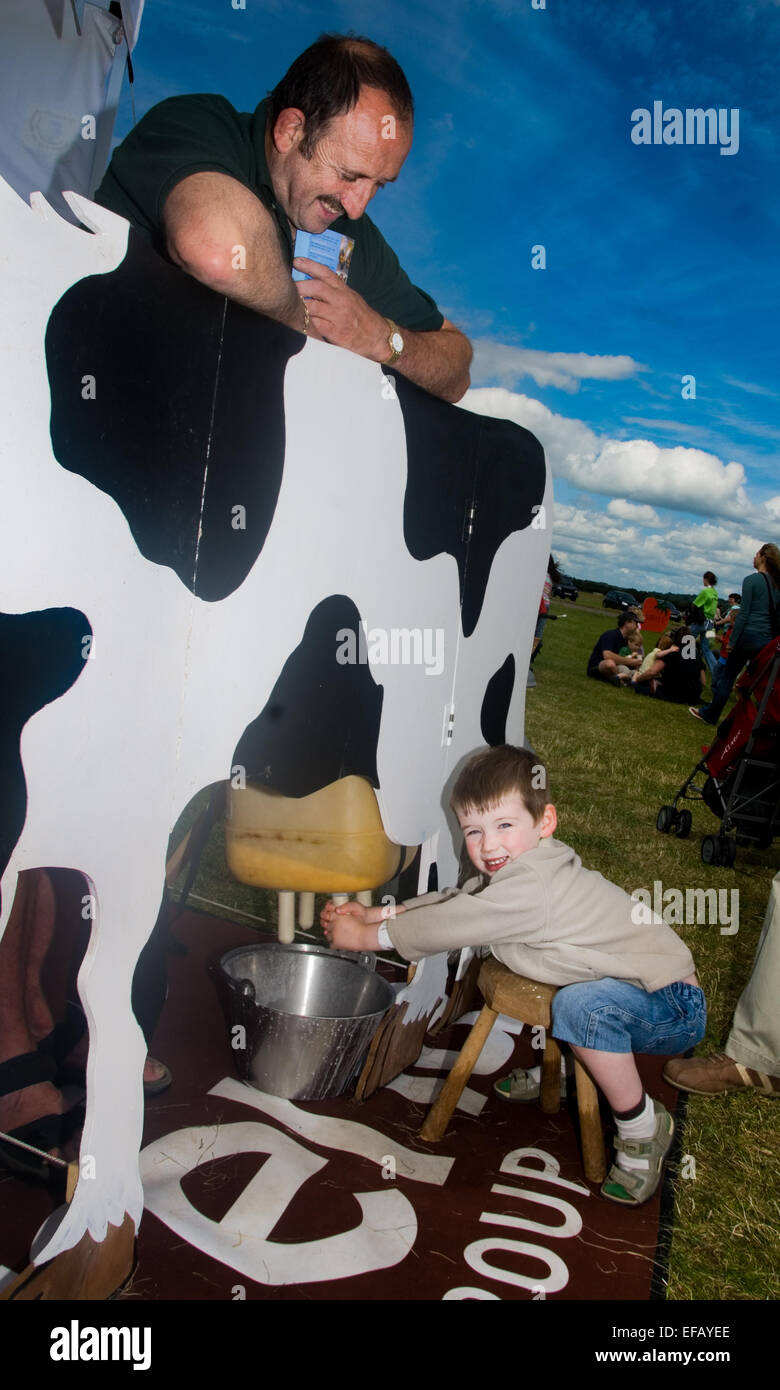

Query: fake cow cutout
[0,176,550,1279]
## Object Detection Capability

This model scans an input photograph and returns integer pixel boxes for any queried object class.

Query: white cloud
[551,510,765,595]
[607,499,661,525]
[722,376,779,400]
[458,387,775,590]
[553,503,638,550]
[572,439,750,515]
[460,387,752,520]
[470,340,644,393]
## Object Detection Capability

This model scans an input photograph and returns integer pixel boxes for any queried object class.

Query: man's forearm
[390,323,472,403]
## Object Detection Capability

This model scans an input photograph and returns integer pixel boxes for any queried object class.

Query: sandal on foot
[601,1100,674,1206]
[494,1066,568,1103]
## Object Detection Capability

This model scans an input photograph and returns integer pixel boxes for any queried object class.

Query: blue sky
[115,0,780,598]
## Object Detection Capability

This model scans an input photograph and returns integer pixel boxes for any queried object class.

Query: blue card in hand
[292,229,355,283]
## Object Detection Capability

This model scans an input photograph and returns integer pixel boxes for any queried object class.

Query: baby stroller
[656,635,780,867]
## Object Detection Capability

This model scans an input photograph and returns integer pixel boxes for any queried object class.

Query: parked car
[552,577,578,601]
[655,600,681,621]
[603,589,640,613]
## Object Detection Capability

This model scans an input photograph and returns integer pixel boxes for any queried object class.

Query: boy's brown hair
[450,745,549,823]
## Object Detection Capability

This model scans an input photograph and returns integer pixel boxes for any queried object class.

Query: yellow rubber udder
[225,776,409,892]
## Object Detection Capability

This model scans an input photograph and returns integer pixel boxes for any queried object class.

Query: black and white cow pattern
[0,177,550,1262]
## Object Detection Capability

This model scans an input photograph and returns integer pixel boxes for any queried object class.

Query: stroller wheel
[657,805,676,833]
[675,810,693,839]
[701,835,721,866]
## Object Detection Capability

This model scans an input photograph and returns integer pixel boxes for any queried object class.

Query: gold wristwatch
[382,318,405,365]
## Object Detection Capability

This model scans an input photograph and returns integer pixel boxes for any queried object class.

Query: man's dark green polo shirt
[95,94,444,332]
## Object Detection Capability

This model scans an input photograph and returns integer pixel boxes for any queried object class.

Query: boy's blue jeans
[551,977,706,1055]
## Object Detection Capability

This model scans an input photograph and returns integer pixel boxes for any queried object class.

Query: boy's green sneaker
[493,1066,568,1103]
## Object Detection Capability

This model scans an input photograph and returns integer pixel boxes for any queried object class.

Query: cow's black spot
[390,371,546,637]
[45,232,304,601]
[480,654,516,746]
[232,596,382,796]
[0,609,91,898]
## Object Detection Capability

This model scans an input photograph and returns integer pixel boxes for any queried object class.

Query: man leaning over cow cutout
[95,32,473,404]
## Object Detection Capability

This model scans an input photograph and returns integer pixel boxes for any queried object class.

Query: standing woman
[688,570,720,676]
[690,544,780,725]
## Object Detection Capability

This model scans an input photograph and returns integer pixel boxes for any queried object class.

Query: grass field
[526,597,780,1301]
[168,594,780,1301]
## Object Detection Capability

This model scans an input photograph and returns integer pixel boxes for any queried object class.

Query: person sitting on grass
[586,612,642,686]
[322,744,706,1208]
[631,631,679,695]
[651,625,705,705]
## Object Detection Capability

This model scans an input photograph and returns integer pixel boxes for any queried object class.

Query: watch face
[391,331,403,352]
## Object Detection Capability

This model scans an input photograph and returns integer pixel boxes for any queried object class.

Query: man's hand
[295,257,472,403]
[294,258,388,359]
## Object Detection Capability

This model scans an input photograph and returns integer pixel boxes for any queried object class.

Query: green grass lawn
[168,595,779,1300]
[528,598,780,1300]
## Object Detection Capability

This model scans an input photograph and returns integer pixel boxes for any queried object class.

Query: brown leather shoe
[663,1053,780,1096]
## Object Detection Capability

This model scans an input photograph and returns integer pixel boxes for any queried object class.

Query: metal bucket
[218,941,395,1100]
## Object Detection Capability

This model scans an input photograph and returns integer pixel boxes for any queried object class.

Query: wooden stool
[419,957,607,1184]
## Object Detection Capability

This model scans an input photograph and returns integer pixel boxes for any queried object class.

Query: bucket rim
[218,940,375,971]
[217,942,395,1023]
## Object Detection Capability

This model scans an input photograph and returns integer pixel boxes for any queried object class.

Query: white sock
[614,1093,655,1172]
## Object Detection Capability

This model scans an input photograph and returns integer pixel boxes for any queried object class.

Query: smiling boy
[323,745,706,1206]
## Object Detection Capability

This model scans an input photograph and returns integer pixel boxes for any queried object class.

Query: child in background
[616,630,644,683]
[323,745,706,1208]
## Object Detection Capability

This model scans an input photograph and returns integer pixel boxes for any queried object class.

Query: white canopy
[0,0,144,221]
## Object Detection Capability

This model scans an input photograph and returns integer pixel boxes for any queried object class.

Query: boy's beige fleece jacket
[388,837,695,992]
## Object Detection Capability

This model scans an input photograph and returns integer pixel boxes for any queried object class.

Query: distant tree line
[567,577,696,609]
